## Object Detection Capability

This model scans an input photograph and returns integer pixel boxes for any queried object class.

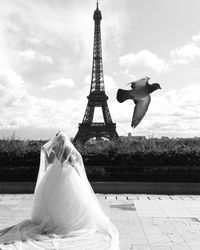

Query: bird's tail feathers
[116,89,131,103]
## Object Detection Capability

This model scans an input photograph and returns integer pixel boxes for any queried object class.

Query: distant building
[120,133,146,142]
[161,136,169,139]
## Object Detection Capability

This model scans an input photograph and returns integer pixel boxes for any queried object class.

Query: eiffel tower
[74,2,119,144]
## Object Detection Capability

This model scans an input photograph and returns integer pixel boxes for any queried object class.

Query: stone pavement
[1,194,200,249]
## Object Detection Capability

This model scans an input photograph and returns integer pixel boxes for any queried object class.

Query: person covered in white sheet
[0,131,119,250]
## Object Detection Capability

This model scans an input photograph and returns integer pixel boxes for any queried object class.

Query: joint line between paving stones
[155,198,192,249]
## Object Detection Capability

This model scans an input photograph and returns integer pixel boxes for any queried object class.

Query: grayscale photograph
[0,0,200,249]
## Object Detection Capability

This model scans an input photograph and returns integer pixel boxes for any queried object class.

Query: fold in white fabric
[0,132,119,249]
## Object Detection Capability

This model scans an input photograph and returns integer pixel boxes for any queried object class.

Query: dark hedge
[0,137,200,167]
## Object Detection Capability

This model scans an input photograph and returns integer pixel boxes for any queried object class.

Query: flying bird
[116,77,161,128]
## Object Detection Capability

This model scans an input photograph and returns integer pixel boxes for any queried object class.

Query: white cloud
[119,50,168,72]
[84,75,91,85]
[0,68,83,134]
[170,31,200,66]
[17,49,54,64]
[142,84,200,136]
[170,44,200,62]
[192,32,200,43]
[0,68,35,128]
[169,58,188,65]
[118,70,137,81]
[43,78,75,90]
[104,75,118,92]
[0,68,26,106]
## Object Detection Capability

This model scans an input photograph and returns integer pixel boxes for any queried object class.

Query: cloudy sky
[1,0,200,139]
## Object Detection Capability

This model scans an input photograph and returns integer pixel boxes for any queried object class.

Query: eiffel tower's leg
[73,124,92,144]
[101,102,112,124]
[82,101,95,124]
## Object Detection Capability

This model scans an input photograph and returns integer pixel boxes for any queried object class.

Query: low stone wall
[1,165,200,182]
[1,181,200,194]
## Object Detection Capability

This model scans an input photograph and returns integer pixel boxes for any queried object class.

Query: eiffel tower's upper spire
[93,0,102,21]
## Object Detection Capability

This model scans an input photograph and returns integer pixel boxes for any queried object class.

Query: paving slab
[1,194,200,249]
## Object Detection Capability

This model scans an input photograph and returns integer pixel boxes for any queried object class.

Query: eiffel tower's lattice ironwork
[74,2,119,144]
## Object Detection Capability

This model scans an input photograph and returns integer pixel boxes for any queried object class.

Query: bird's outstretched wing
[128,77,150,89]
[116,89,132,103]
[131,95,151,128]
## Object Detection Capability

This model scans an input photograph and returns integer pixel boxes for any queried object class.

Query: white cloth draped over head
[0,132,119,250]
